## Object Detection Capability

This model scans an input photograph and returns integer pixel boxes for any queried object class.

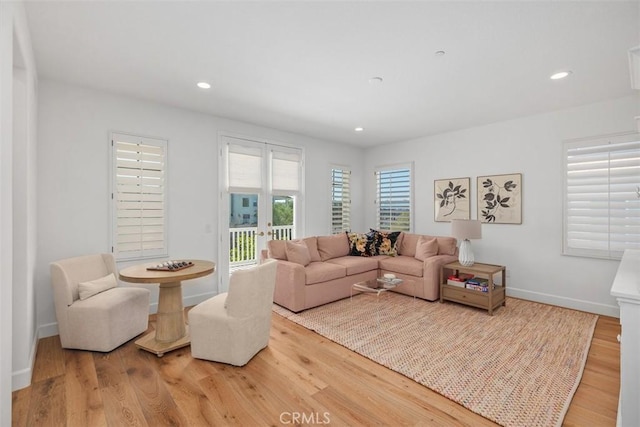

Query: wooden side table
[119,260,215,357]
[440,261,506,315]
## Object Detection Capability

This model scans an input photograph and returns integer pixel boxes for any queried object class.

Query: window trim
[374,162,414,232]
[110,132,169,261]
[562,131,640,260]
[330,165,351,234]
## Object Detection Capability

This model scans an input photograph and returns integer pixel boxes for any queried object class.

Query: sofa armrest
[272,259,307,312]
[423,254,459,286]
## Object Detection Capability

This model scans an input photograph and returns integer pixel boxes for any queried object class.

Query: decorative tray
[147,261,194,272]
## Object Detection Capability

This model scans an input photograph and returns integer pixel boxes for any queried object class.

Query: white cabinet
[610,249,640,427]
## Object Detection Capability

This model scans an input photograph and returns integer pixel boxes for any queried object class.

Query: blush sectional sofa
[263,231,458,312]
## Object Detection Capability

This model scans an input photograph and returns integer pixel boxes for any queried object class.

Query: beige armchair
[50,253,150,352]
[188,259,277,366]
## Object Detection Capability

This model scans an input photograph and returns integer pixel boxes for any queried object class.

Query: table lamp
[451,219,482,266]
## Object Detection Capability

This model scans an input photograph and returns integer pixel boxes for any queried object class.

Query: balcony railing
[229,225,294,267]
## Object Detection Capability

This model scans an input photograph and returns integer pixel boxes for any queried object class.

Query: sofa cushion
[326,256,379,275]
[399,233,457,256]
[370,229,401,256]
[414,236,438,261]
[346,232,375,257]
[268,240,288,260]
[303,237,322,262]
[379,256,424,277]
[286,240,311,266]
[305,262,346,285]
[399,233,419,257]
[317,233,350,261]
[435,236,457,255]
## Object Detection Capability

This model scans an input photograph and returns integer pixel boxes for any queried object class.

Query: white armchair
[188,259,277,366]
[50,253,150,352]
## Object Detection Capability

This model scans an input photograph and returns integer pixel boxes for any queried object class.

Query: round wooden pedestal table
[119,260,216,357]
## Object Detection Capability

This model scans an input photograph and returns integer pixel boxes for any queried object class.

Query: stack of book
[465,277,494,292]
[446,273,474,287]
[447,276,466,287]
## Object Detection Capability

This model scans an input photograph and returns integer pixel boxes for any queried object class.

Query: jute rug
[273,293,597,427]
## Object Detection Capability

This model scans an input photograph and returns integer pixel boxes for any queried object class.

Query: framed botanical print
[477,173,522,224]
[434,177,470,222]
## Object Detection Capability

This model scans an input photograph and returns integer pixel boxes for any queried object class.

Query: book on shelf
[465,282,495,292]
[466,277,488,286]
[447,279,466,287]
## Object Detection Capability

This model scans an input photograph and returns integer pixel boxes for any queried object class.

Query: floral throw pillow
[346,232,375,257]
[370,229,401,256]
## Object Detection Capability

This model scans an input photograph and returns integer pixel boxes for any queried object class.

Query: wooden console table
[440,261,506,315]
[119,260,215,357]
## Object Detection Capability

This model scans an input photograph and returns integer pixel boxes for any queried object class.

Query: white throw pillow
[78,273,117,300]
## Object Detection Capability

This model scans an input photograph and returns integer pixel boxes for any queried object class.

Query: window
[111,132,168,261]
[563,133,640,259]
[331,167,351,234]
[375,164,412,231]
[242,197,249,207]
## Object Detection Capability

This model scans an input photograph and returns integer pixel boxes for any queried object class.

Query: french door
[218,135,303,291]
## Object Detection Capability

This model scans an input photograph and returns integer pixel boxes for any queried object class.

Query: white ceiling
[24,1,640,147]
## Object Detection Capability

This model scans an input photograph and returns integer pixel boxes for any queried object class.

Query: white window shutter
[331,168,351,234]
[376,166,411,231]
[112,133,168,260]
[564,135,640,259]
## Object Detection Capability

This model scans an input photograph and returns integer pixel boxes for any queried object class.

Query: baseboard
[507,287,620,318]
[38,321,59,339]
[12,325,42,391]
[183,291,217,309]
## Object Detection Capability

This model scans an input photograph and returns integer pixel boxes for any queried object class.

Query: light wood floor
[12,307,620,426]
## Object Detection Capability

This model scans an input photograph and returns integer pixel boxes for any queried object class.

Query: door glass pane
[272,196,294,240]
[229,193,258,267]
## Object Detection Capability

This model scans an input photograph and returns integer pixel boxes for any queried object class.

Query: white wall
[36,79,366,336]
[1,0,39,409]
[365,95,640,316]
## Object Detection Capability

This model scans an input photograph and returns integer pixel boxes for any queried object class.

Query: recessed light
[435,50,446,56]
[354,127,364,132]
[197,82,211,89]
[550,71,572,80]
[368,77,383,85]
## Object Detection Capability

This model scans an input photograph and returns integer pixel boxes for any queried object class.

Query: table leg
[135,281,191,357]
[156,281,186,342]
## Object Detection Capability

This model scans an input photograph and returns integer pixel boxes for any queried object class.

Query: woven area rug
[273,294,597,427]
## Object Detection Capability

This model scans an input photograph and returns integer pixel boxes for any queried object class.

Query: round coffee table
[119,260,215,357]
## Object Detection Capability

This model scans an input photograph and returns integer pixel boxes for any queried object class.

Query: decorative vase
[458,239,475,266]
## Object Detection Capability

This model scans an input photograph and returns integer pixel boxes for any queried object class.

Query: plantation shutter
[331,168,351,234]
[375,165,412,231]
[563,134,640,259]
[112,133,168,260]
